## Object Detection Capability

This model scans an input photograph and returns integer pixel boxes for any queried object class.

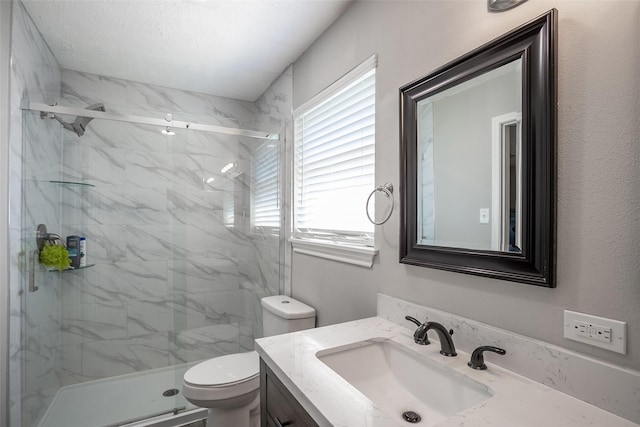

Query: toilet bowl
[183,351,260,427]
[182,295,316,427]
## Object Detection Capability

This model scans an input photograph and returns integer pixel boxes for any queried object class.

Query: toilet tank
[261,295,316,337]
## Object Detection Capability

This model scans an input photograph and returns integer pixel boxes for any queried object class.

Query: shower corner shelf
[49,180,95,188]
[48,263,95,272]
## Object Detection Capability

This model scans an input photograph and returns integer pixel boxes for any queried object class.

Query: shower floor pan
[38,363,207,427]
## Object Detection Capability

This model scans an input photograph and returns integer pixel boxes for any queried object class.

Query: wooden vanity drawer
[260,359,318,427]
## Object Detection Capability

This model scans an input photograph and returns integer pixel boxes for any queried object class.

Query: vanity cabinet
[260,359,318,427]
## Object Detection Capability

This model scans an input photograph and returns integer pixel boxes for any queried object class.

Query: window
[292,56,377,265]
[252,139,280,231]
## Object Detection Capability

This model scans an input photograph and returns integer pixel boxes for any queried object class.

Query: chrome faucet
[405,316,457,357]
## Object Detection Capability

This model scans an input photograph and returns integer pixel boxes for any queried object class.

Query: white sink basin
[316,339,493,426]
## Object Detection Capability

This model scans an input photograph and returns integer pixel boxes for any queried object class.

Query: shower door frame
[24,101,280,141]
[0,1,13,425]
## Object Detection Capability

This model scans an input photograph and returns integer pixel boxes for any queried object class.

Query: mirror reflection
[416,59,522,252]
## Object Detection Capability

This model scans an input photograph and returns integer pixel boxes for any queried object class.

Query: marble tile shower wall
[248,66,293,342]
[9,2,63,426]
[57,70,286,385]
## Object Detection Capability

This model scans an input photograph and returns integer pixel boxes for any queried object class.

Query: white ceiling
[21,0,352,101]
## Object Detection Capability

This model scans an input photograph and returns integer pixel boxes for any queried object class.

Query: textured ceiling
[21,0,352,101]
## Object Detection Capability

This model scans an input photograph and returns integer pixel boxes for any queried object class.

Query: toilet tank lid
[261,295,316,319]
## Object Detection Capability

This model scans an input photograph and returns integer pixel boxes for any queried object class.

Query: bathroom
[0,0,639,426]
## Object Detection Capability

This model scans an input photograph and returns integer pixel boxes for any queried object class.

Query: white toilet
[182,295,316,427]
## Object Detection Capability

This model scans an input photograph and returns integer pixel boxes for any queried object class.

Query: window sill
[290,238,378,268]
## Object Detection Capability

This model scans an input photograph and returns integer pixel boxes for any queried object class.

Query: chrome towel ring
[366,182,394,225]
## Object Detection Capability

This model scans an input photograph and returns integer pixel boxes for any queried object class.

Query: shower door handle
[28,249,39,293]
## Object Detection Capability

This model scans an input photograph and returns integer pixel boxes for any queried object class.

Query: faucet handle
[404,315,424,327]
[467,346,506,370]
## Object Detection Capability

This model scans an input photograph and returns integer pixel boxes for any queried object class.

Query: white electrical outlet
[573,320,611,343]
[564,310,626,354]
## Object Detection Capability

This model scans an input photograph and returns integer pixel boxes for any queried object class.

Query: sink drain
[402,411,421,423]
[162,388,180,397]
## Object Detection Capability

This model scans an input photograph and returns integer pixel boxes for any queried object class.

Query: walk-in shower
[11,74,290,427]
[15,95,285,427]
[7,1,292,425]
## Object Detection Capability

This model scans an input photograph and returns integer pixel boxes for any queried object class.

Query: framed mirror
[399,10,557,287]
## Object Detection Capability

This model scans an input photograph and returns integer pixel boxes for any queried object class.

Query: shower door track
[105,406,207,427]
[22,100,280,140]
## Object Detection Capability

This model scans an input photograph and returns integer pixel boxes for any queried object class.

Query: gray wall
[432,67,521,249]
[291,0,640,372]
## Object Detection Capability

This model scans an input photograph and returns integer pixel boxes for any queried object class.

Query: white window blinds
[293,57,376,247]
[252,140,280,229]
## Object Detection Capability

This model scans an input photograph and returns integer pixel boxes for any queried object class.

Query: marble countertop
[255,317,639,427]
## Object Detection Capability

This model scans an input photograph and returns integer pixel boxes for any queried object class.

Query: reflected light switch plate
[479,208,490,224]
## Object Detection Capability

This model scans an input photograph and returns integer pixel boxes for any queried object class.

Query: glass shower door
[20,108,66,427]
[19,104,283,426]
[170,126,283,418]
[19,114,190,426]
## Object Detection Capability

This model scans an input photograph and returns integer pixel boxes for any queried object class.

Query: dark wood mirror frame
[399,10,557,287]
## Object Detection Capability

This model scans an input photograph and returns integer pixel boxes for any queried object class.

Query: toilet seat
[183,351,260,402]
